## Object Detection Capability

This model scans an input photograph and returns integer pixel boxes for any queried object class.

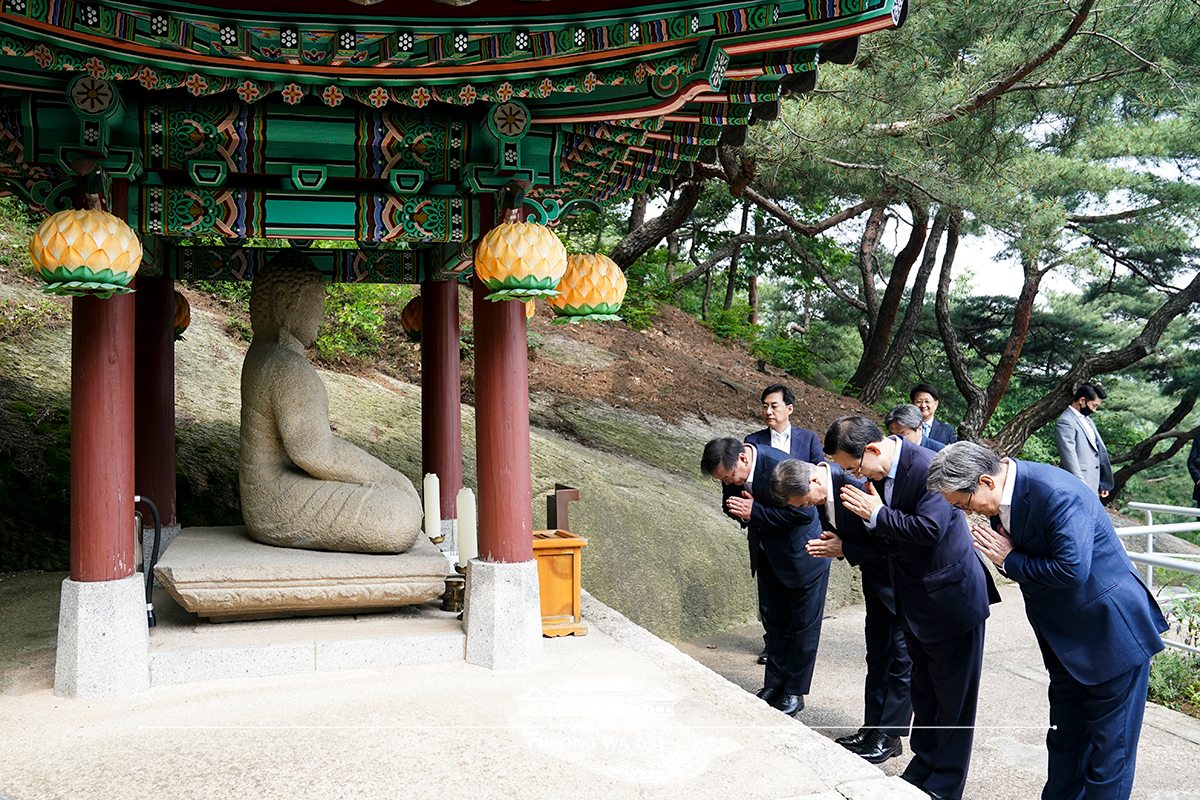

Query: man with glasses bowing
[701,437,830,717]
[823,416,997,800]
[928,442,1167,800]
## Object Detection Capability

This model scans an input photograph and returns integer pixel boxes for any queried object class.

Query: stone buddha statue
[238,251,423,553]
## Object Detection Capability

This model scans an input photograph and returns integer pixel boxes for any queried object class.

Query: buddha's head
[250,251,326,346]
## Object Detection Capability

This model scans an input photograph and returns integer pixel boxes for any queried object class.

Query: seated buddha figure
[238,251,423,553]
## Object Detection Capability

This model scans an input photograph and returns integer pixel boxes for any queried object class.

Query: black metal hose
[134,495,161,627]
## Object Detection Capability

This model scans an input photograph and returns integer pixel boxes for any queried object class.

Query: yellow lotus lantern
[474,221,567,302]
[548,253,628,324]
[400,295,422,342]
[28,208,142,298]
[173,290,190,340]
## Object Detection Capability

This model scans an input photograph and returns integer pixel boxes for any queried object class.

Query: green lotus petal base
[40,281,135,299]
[551,313,622,324]
[486,287,561,302]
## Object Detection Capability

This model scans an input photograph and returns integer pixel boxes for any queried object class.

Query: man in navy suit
[744,384,824,664]
[929,443,1168,800]
[745,383,825,463]
[911,383,957,445]
[824,416,995,800]
[771,459,912,765]
[702,437,829,717]
[885,403,946,453]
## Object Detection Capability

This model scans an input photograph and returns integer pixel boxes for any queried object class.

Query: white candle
[457,487,477,568]
[423,473,440,542]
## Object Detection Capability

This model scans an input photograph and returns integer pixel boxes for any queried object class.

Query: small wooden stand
[532,529,588,637]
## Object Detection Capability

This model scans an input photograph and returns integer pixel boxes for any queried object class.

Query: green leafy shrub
[315,283,416,361]
[0,297,68,341]
[1149,594,1200,717]
[752,335,816,380]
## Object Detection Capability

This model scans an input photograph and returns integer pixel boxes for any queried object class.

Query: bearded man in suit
[928,442,1167,800]
[824,416,996,800]
[1055,383,1111,499]
[772,458,912,766]
[702,437,830,717]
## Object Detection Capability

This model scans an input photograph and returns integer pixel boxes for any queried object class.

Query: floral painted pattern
[411,86,431,108]
[322,85,345,107]
[458,85,477,105]
[496,82,514,102]
[184,73,209,96]
[538,77,554,98]
[368,86,390,107]
[136,66,160,89]
[84,56,106,79]
[236,80,260,103]
[281,83,304,105]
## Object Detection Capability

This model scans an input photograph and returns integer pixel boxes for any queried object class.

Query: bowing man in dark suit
[702,437,830,717]
[911,382,957,445]
[771,459,912,766]
[886,403,947,453]
[745,383,825,463]
[824,416,996,800]
[929,443,1168,800]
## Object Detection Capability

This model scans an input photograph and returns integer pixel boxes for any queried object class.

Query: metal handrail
[1120,502,1200,654]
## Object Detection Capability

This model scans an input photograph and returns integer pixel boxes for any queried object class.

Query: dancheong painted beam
[0,0,908,280]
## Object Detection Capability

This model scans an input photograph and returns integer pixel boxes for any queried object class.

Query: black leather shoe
[857,730,902,764]
[834,727,873,751]
[755,686,780,704]
[757,650,768,665]
[770,693,804,716]
[924,793,949,800]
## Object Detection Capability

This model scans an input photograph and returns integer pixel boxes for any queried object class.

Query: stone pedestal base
[54,574,150,698]
[464,558,543,670]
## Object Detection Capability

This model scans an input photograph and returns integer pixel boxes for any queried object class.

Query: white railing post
[1144,508,1155,589]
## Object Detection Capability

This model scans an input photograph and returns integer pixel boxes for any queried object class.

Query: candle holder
[441,564,466,614]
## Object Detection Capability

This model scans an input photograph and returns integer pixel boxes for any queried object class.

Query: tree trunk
[856,203,887,335]
[723,201,751,312]
[934,210,988,437]
[747,210,759,326]
[628,192,648,233]
[855,208,950,405]
[702,269,713,319]
[844,202,929,396]
[1107,393,1199,503]
[610,181,704,268]
[991,268,1200,454]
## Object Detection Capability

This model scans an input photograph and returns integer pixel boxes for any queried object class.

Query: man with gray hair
[927,442,1168,800]
[885,404,945,453]
[772,459,912,766]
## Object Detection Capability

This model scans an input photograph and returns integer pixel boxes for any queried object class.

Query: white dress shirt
[770,426,792,454]
[1067,404,1097,448]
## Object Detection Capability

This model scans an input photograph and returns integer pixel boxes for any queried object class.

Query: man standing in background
[910,383,957,445]
[1055,383,1110,498]
[746,383,825,463]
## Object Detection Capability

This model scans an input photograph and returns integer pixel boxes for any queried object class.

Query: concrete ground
[2,572,1198,800]
[678,583,1200,800]
[0,575,916,800]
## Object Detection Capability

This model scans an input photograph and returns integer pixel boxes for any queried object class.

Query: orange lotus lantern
[473,220,567,302]
[27,208,142,298]
[173,290,190,340]
[548,253,628,324]
[400,295,422,342]
[525,299,536,320]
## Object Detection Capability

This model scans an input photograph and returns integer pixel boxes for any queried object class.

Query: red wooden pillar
[134,275,177,526]
[421,278,463,518]
[472,278,533,564]
[70,291,136,581]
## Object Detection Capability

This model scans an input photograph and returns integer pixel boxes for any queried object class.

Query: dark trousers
[758,550,830,696]
[862,574,913,737]
[901,622,985,800]
[1038,629,1152,800]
